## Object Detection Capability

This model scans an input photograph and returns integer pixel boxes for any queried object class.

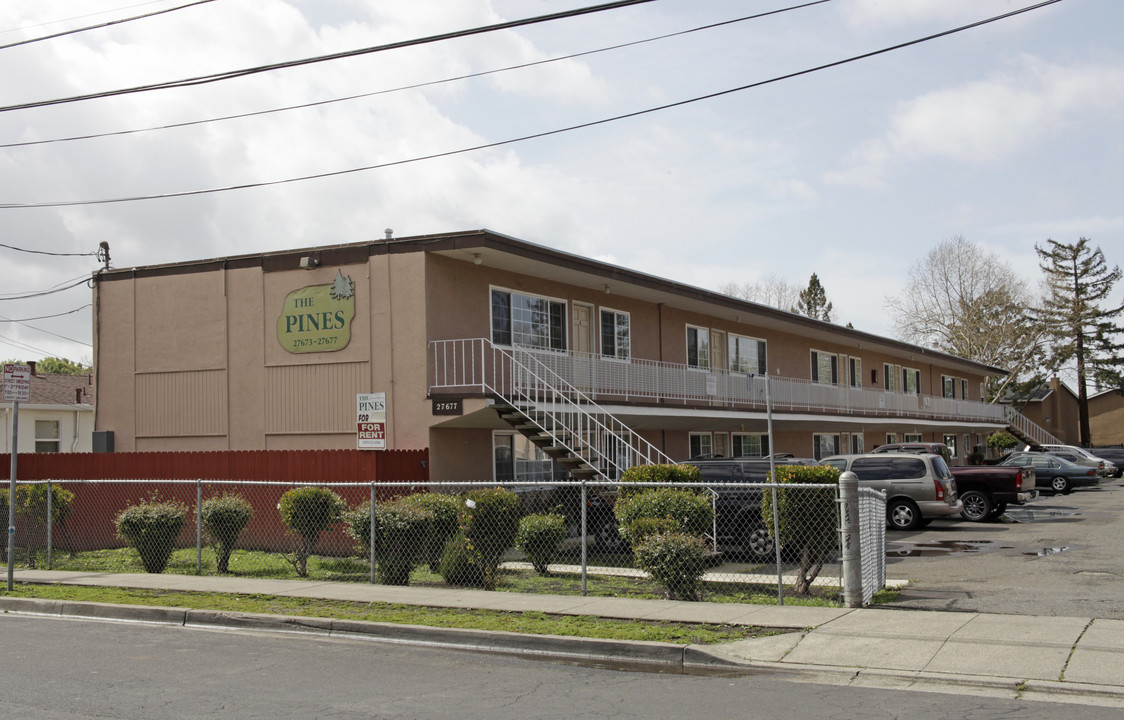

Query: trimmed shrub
[400,492,461,572]
[438,531,487,588]
[618,464,703,501]
[278,486,346,577]
[347,500,435,585]
[14,483,76,566]
[619,516,678,548]
[988,432,1019,454]
[515,513,567,575]
[115,497,188,574]
[459,487,521,590]
[759,464,841,595]
[200,493,253,573]
[634,532,709,601]
[615,487,714,549]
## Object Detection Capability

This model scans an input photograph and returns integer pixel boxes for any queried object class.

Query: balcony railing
[430,339,1008,425]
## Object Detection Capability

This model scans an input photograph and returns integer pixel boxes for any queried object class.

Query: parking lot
[883,475,1124,618]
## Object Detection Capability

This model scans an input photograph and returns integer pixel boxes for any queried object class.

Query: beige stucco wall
[1090,392,1124,446]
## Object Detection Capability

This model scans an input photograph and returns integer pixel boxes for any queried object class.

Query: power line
[0,313,92,347]
[0,0,182,35]
[0,276,91,299]
[0,0,1065,210]
[0,0,216,51]
[0,241,98,256]
[0,0,656,113]
[0,0,833,150]
[0,305,91,322]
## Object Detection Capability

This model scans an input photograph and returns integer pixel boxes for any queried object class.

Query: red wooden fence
[2,449,429,554]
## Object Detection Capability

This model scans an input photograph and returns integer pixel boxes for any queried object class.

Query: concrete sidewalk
[6,569,1124,707]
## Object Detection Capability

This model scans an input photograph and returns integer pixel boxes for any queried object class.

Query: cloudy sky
[1,0,1121,368]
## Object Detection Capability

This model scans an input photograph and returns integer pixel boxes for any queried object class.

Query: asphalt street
[3,614,1122,720]
[883,476,1124,617]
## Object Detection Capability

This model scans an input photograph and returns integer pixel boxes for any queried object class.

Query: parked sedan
[999,452,1100,494]
[1092,448,1124,478]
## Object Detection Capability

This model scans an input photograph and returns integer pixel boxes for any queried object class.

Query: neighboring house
[1,373,95,453]
[91,229,1046,482]
[1089,388,1124,446]
[1001,377,1081,447]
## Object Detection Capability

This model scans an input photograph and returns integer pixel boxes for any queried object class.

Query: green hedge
[399,492,461,572]
[515,513,567,575]
[457,487,521,590]
[615,487,714,549]
[634,532,709,601]
[618,464,703,501]
[759,464,841,595]
[278,487,346,577]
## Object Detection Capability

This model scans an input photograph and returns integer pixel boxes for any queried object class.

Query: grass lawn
[15,545,856,606]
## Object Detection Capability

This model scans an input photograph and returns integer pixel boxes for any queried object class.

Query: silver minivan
[821,453,962,530]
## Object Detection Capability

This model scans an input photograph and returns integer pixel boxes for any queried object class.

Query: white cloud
[843,0,1033,29]
[825,57,1124,187]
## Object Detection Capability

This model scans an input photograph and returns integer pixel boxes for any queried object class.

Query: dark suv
[679,456,816,558]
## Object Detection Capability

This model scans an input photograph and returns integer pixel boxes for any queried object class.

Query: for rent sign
[357,392,386,450]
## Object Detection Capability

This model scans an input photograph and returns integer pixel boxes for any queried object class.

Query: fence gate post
[47,480,53,570]
[839,471,863,608]
[196,480,203,574]
[580,481,588,597]
[369,482,376,585]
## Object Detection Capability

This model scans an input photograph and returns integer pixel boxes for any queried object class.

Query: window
[942,434,958,457]
[892,458,927,479]
[885,433,899,445]
[600,309,630,360]
[813,433,840,460]
[491,289,566,351]
[686,326,710,369]
[904,433,922,443]
[689,432,713,458]
[35,420,60,453]
[941,375,956,399]
[884,363,899,392]
[811,350,838,385]
[850,433,864,454]
[729,334,766,375]
[493,432,554,483]
[732,433,769,457]
[848,357,862,388]
[902,367,920,395]
[851,457,892,480]
[960,379,969,400]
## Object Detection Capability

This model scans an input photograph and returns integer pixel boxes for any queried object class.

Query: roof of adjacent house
[12,373,95,406]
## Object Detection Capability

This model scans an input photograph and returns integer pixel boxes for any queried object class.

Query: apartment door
[572,302,595,394]
[709,328,726,403]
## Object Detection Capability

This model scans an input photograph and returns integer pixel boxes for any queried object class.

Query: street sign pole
[8,400,17,591]
[4,362,32,591]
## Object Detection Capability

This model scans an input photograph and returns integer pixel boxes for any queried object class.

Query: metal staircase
[1003,405,1062,447]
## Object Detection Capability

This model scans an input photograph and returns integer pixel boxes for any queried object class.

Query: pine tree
[1034,238,1124,445]
[795,273,833,322]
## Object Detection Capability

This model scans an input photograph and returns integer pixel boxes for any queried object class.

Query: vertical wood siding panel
[136,370,227,437]
[265,362,369,434]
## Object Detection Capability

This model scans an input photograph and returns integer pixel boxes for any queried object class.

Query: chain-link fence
[3,478,886,605]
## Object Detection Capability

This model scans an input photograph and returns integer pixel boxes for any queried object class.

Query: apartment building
[92,229,1049,483]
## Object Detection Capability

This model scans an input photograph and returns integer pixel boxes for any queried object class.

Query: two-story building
[2,373,95,454]
[92,229,1056,482]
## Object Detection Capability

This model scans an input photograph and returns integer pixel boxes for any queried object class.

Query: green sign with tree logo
[277,270,355,353]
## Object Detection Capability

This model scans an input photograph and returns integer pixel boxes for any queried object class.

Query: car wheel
[1050,476,1071,495]
[959,490,993,522]
[595,520,626,553]
[744,527,776,560]
[887,498,923,531]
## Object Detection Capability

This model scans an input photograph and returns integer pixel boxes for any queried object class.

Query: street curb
[7,596,1124,707]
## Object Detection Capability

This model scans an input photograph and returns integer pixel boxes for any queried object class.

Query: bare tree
[884,236,1046,400]
[718,274,801,312]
